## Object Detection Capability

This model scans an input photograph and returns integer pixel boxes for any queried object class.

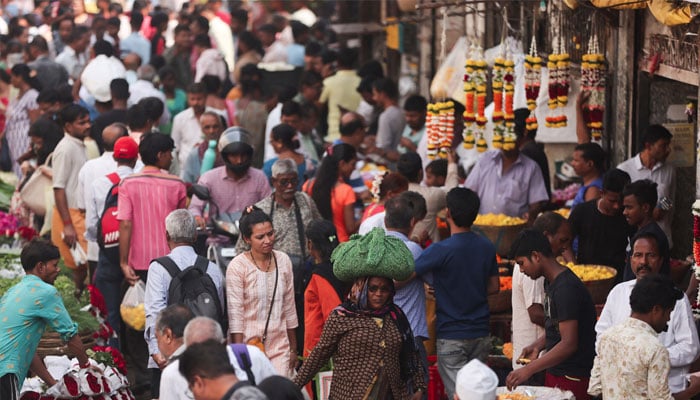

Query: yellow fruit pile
[474,213,526,226]
[120,303,146,331]
[498,394,535,400]
[564,262,615,281]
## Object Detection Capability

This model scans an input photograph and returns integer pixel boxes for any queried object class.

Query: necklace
[250,251,273,272]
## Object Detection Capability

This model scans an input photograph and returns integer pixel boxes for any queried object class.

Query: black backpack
[155,255,226,326]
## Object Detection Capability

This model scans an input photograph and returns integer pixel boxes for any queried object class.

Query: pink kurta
[226,250,298,377]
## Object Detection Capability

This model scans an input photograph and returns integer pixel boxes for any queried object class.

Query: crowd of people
[0,1,696,400]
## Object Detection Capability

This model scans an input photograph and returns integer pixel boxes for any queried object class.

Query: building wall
[647,77,697,259]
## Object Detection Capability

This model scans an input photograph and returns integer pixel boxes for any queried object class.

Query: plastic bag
[120,281,146,331]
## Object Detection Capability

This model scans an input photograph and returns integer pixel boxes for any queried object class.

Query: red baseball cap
[113,136,139,160]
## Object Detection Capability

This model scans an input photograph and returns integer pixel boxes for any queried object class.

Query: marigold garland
[581,35,606,142]
[524,37,542,132]
[426,101,454,159]
[545,37,569,128]
[463,45,488,152]
[693,200,700,319]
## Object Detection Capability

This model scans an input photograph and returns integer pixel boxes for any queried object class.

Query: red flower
[102,376,112,393]
[88,285,108,317]
[86,372,102,393]
[17,226,37,241]
[63,375,79,396]
[19,392,40,400]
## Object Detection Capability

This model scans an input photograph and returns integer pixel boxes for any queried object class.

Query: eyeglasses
[276,178,299,187]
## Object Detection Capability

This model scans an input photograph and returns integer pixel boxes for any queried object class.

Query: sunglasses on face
[276,178,299,187]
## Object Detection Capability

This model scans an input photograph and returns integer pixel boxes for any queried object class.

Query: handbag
[19,154,52,216]
[246,253,279,354]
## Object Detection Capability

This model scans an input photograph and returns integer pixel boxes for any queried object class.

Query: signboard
[663,122,695,168]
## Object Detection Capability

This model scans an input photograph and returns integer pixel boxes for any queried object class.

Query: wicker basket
[578,265,617,305]
[472,223,527,257]
[36,330,95,358]
[488,289,512,313]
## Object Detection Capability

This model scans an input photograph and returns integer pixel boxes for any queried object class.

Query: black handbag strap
[262,252,278,344]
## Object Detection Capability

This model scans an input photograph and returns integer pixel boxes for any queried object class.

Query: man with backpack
[144,209,224,393]
[88,133,140,349]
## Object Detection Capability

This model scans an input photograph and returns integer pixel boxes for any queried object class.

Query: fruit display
[474,213,526,226]
[498,394,535,400]
[499,276,513,291]
[120,303,145,331]
[564,262,615,281]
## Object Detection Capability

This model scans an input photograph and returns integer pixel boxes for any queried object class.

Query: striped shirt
[117,167,187,270]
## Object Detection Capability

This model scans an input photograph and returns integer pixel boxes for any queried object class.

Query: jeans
[436,336,492,399]
[93,251,124,349]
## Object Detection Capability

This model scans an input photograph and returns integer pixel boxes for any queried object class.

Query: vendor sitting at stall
[464,108,549,225]
[0,239,95,399]
[596,232,699,394]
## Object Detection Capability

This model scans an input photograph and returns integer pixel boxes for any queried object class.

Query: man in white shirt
[55,26,90,82]
[596,232,700,393]
[258,23,288,64]
[78,125,122,276]
[511,212,572,371]
[127,65,171,126]
[160,316,278,399]
[171,83,225,167]
[154,305,196,400]
[617,124,675,247]
[90,133,140,349]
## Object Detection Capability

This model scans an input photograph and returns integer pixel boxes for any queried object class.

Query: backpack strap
[106,172,120,185]
[229,343,256,385]
[154,256,181,278]
[193,256,209,273]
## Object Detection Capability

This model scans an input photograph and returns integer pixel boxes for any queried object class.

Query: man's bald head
[102,123,128,151]
[123,53,142,71]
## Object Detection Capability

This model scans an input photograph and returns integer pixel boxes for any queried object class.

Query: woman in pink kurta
[226,207,299,377]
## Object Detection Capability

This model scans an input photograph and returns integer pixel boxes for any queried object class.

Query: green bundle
[331,227,414,282]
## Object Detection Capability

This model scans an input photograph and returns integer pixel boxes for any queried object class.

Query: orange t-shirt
[303,180,357,242]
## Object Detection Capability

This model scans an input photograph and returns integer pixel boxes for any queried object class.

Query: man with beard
[589,274,700,400]
[596,233,699,394]
[189,128,271,244]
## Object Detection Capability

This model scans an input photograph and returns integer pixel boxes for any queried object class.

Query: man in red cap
[86,129,140,349]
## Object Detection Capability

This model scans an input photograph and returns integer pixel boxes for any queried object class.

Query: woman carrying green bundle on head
[294,228,426,400]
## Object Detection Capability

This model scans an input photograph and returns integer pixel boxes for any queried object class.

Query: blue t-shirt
[571,176,603,209]
[414,231,498,340]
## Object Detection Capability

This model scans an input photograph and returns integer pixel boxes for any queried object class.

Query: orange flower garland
[581,36,606,142]
[524,38,542,132]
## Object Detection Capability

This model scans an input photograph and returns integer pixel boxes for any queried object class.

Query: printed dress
[5,89,38,177]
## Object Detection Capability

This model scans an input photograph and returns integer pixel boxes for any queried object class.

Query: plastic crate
[427,355,447,400]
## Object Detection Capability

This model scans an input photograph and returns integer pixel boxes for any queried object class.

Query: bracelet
[63,218,73,226]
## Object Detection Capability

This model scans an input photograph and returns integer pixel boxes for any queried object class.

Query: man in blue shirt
[414,187,500,399]
[385,191,429,395]
[0,239,93,399]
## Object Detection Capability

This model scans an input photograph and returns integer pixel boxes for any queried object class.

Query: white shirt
[84,164,141,256]
[617,154,675,247]
[262,40,289,64]
[596,279,700,392]
[208,16,235,72]
[127,80,171,126]
[171,107,226,167]
[55,46,87,81]
[159,344,278,400]
[359,211,386,235]
[264,103,282,162]
[511,264,545,370]
[78,153,117,260]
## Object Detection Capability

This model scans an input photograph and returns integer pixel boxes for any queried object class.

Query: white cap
[454,359,498,400]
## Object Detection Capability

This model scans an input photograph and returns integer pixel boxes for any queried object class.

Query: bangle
[63,218,72,226]
[290,350,297,354]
